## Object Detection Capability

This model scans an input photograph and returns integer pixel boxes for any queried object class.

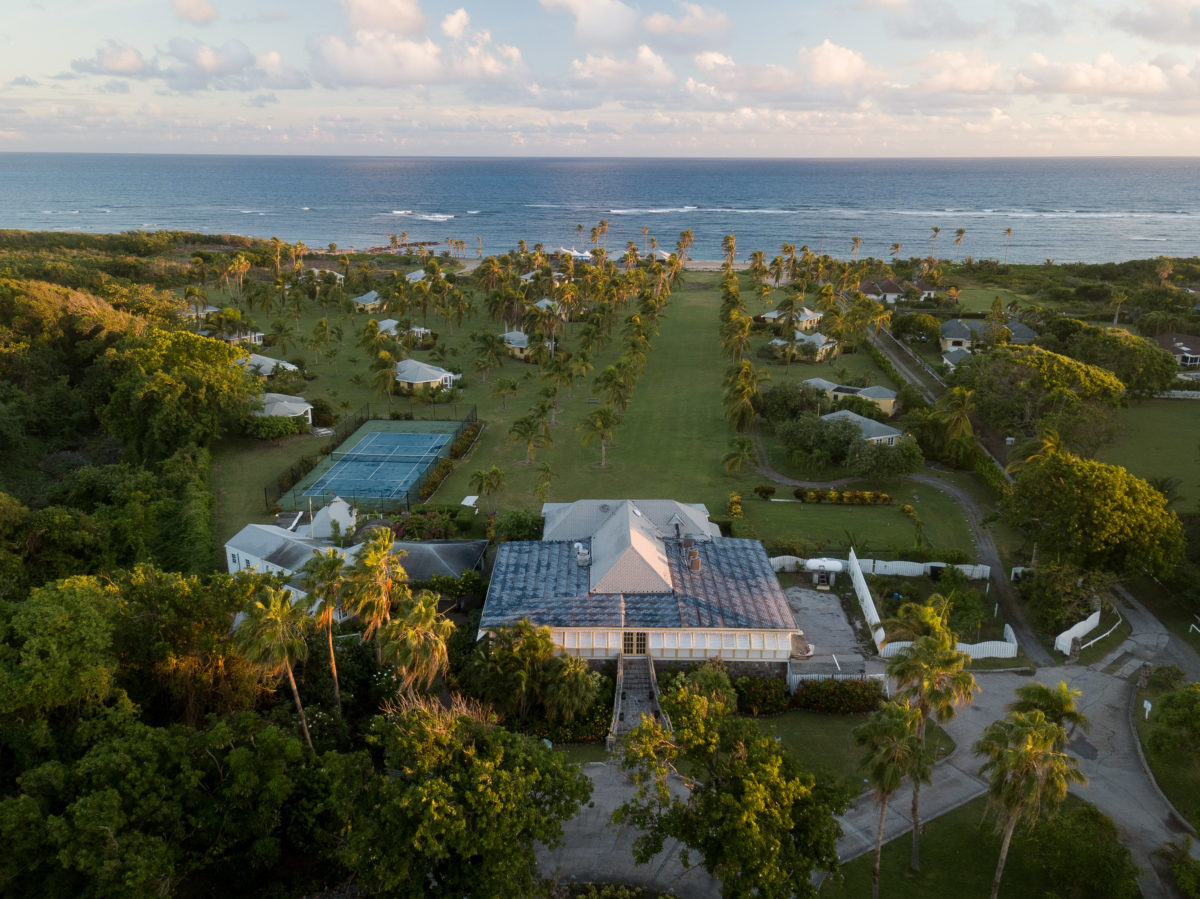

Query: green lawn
[1135,684,1200,832]
[208,269,991,556]
[1073,608,1131,667]
[953,286,1029,314]
[820,795,1048,898]
[757,710,955,791]
[1097,399,1200,505]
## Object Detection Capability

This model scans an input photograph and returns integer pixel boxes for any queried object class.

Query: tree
[1003,452,1184,577]
[100,329,260,460]
[235,585,314,750]
[379,590,453,699]
[580,404,621,467]
[491,375,520,410]
[930,226,941,257]
[1003,227,1013,265]
[1147,681,1200,755]
[301,549,347,716]
[345,527,410,663]
[953,227,966,261]
[723,360,767,433]
[722,435,757,474]
[469,465,506,513]
[885,633,978,871]
[615,670,845,897]
[1009,680,1089,745]
[1016,803,1139,899]
[343,699,591,897]
[854,700,931,899]
[974,710,1086,899]
[508,414,549,464]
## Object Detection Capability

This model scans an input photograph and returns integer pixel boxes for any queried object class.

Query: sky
[2,0,1200,156]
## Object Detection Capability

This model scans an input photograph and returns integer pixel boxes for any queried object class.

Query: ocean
[0,154,1197,264]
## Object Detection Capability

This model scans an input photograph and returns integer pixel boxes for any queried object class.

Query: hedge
[790,678,886,714]
[520,695,613,744]
[974,451,1013,498]
[418,458,455,501]
[793,487,894,505]
[735,676,790,716]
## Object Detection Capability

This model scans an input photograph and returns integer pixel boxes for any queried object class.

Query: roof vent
[574,541,591,567]
[688,548,701,572]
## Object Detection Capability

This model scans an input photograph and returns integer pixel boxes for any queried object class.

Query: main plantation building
[479,499,803,663]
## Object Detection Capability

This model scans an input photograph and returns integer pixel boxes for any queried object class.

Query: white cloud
[1015,52,1183,97]
[338,0,426,34]
[72,41,148,76]
[311,33,442,86]
[442,8,470,40]
[1112,0,1200,44]
[173,0,218,25]
[540,0,640,48]
[798,40,882,89]
[571,45,676,88]
[916,50,1005,93]
[694,51,734,72]
[644,3,730,36]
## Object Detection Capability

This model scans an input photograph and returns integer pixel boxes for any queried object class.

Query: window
[231,553,239,568]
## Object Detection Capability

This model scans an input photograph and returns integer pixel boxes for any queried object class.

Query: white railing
[1054,610,1101,655]
[772,554,989,580]
[848,548,886,651]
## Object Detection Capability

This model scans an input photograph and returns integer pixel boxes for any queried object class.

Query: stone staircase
[612,656,667,736]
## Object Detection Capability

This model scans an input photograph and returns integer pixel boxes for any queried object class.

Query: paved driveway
[786,585,870,676]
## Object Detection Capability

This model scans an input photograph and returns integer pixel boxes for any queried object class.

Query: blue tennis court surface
[304,431,452,499]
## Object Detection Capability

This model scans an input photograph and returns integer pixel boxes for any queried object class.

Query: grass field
[820,795,1099,898]
[1098,399,1200,504]
[207,268,998,557]
[758,710,955,791]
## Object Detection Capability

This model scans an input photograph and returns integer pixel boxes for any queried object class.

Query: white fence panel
[1054,610,1101,655]
[848,549,886,651]
[771,555,804,572]
[788,670,890,695]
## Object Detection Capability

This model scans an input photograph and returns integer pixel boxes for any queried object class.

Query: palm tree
[379,590,453,699]
[346,528,409,663]
[1008,680,1089,745]
[723,360,767,433]
[890,242,902,261]
[1003,227,1013,266]
[881,594,952,645]
[886,632,978,871]
[954,227,966,261]
[851,235,863,263]
[1005,428,1069,474]
[301,549,347,716]
[935,386,975,442]
[236,586,314,750]
[974,710,1086,899]
[491,375,521,410]
[930,226,941,258]
[855,700,932,899]
[509,415,550,463]
[580,405,621,467]
[469,465,506,514]
[722,435,757,474]
[1110,289,1129,326]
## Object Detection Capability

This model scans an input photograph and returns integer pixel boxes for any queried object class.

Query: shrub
[418,458,454,501]
[494,508,544,542]
[790,678,886,714]
[449,422,483,459]
[793,487,807,502]
[245,414,303,440]
[730,518,759,540]
[393,508,457,540]
[727,491,743,519]
[1148,664,1186,691]
[734,676,789,716]
[753,485,777,501]
[1016,803,1140,899]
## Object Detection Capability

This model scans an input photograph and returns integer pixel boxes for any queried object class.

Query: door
[623,631,648,656]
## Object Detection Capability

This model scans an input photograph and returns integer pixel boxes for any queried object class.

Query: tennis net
[328,451,442,465]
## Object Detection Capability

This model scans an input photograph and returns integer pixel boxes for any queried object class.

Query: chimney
[574,541,591,567]
[688,547,701,572]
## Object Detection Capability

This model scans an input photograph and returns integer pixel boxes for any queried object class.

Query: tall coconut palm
[930,226,941,258]
[935,386,976,442]
[890,242,902,261]
[974,710,1086,899]
[954,227,966,261]
[301,549,347,716]
[236,586,314,750]
[851,235,863,263]
[1008,680,1089,745]
[580,404,621,467]
[721,233,737,270]
[854,700,932,899]
[346,528,409,663]
[886,632,978,871]
[1003,227,1013,265]
[509,415,550,464]
[379,590,453,699]
[1110,289,1129,326]
[491,375,521,410]
[723,360,768,433]
[881,594,952,645]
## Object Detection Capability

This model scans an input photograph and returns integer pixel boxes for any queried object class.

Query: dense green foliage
[791,678,887,714]
[1004,452,1185,577]
[616,665,847,898]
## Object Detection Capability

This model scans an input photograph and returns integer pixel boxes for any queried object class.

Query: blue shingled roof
[479,537,795,631]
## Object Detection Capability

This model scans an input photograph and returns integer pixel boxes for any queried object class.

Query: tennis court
[303,430,452,499]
